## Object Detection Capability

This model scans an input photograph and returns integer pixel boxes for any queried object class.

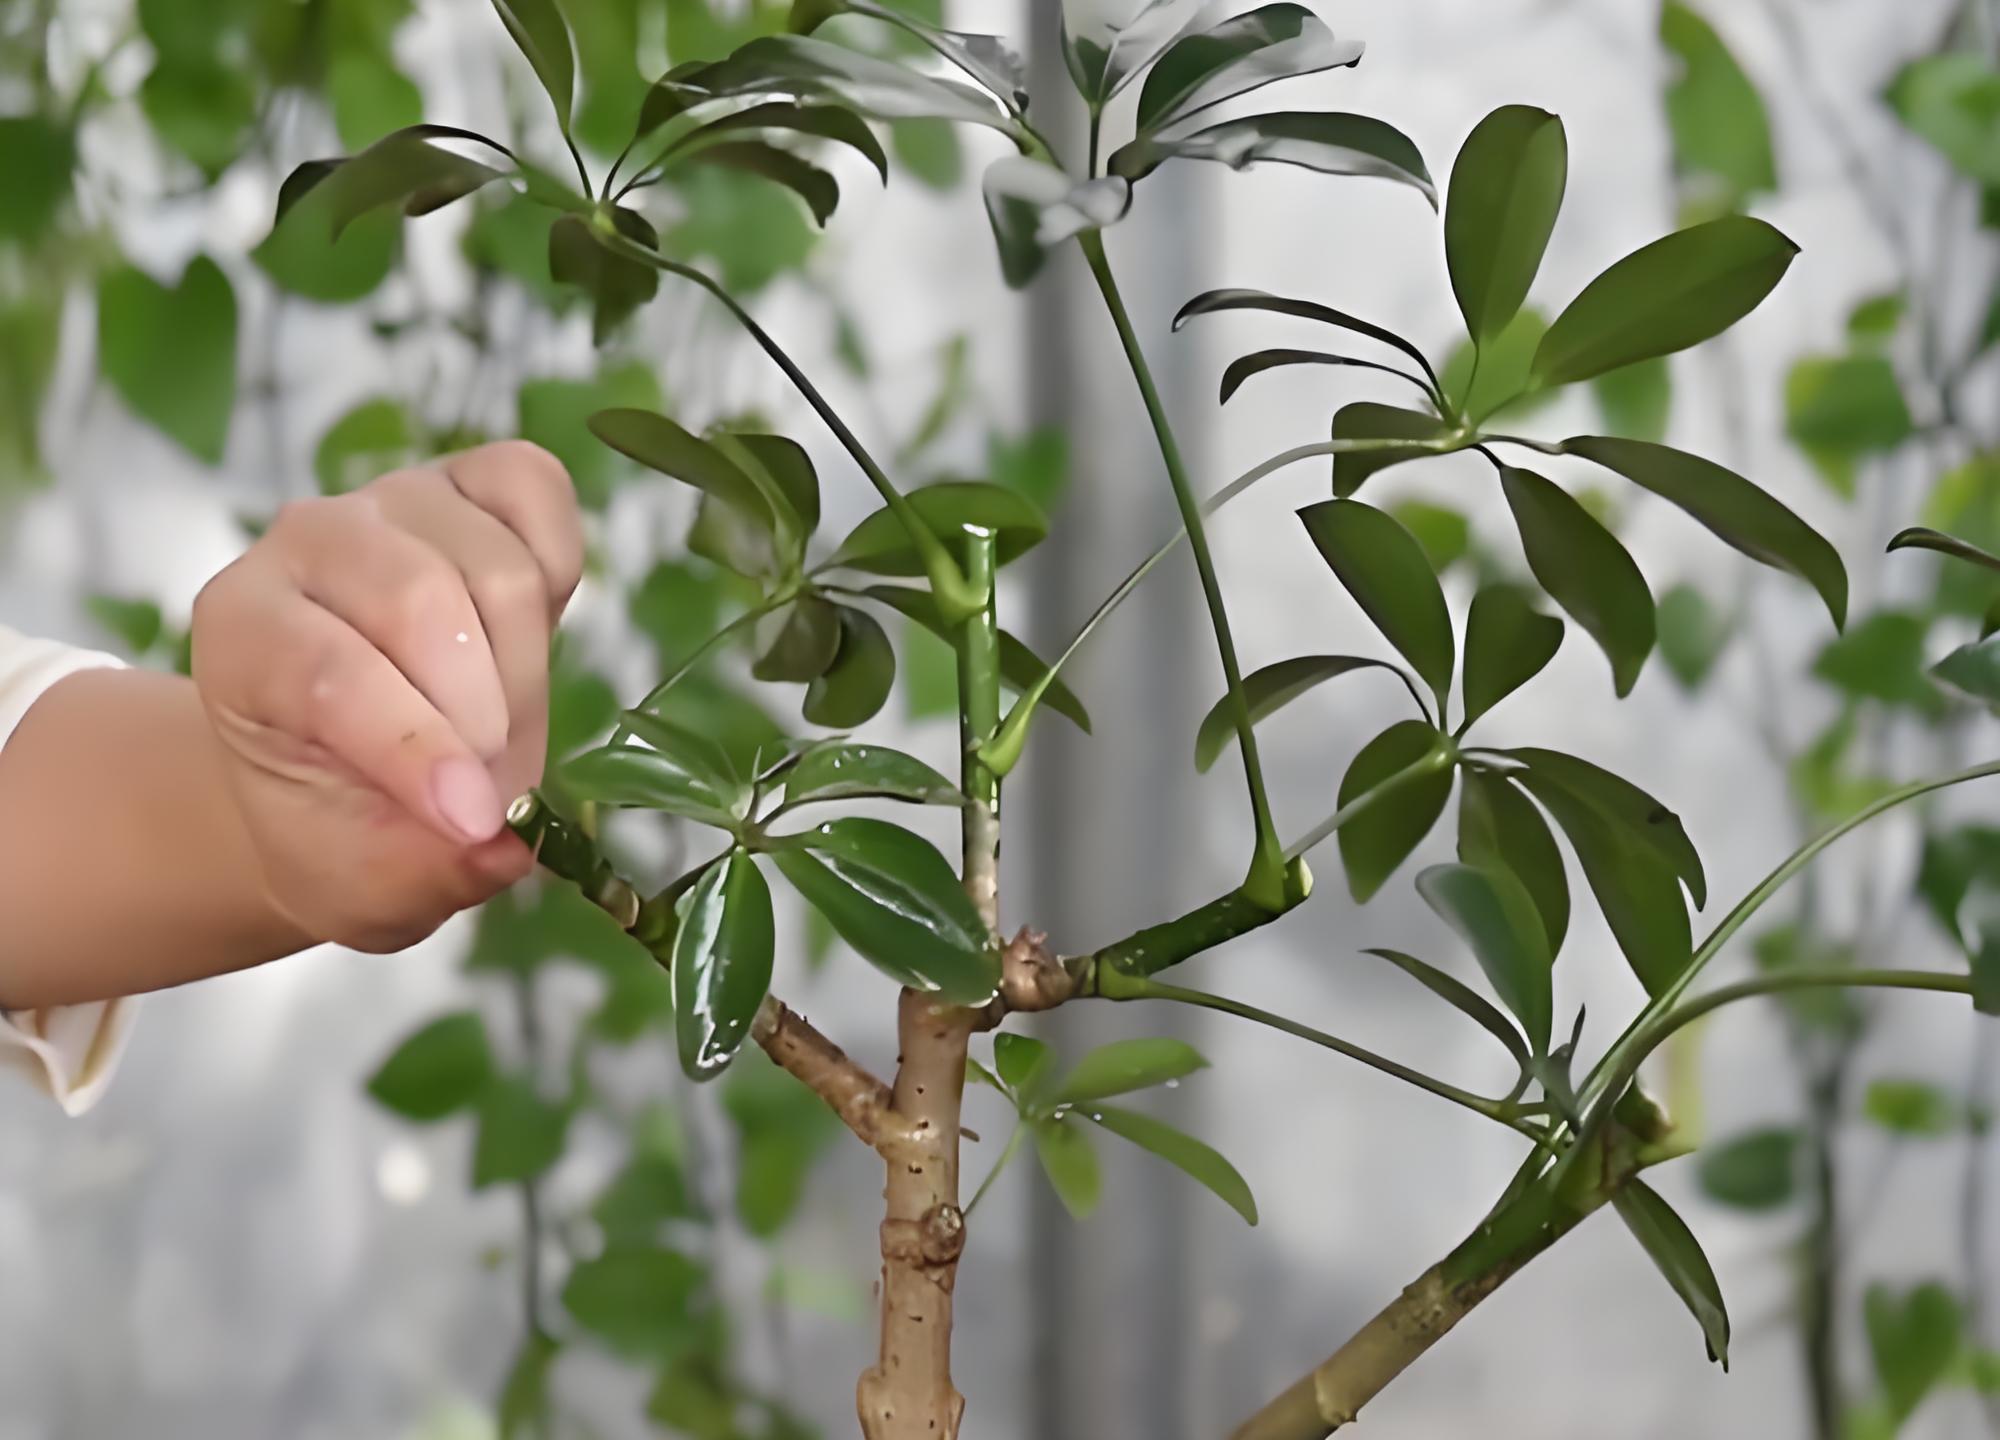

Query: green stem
[1283,739,1455,862]
[1079,230,1282,900]
[963,1123,1027,1218]
[1093,887,1295,976]
[592,222,984,620]
[1100,970,1523,1131]
[609,594,788,747]
[956,532,1003,932]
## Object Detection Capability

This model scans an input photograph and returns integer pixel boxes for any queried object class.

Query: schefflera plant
[269,2,2000,1437]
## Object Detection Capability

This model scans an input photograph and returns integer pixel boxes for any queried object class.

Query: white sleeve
[0,622,141,1115]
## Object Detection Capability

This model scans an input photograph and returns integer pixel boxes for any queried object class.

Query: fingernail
[431,758,503,843]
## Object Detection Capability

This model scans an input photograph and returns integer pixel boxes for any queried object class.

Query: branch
[752,995,893,1146]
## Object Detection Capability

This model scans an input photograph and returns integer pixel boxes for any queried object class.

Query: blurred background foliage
[1,1,1998,1437]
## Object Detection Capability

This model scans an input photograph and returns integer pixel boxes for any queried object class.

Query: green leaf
[686,140,842,226]
[1660,1,1776,218]
[1533,217,1798,385]
[665,164,817,293]
[1194,654,1418,773]
[1457,769,1569,959]
[989,425,1069,513]
[1326,402,1460,497]
[589,407,773,525]
[1785,354,1912,496]
[254,189,398,304]
[1935,634,2000,705]
[1974,922,2000,1018]
[561,1247,706,1354]
[1221,347,1434,407]
[472,1075,570,1187]
[782,740,961,808]
[497,1332,558,1440]
[1336,719,1453,903]
[1562,436,1847,629]
[694,101,891,182]
[366,1011,493,1121]
[315,397,414,494]
[1590,357,1673,442]
[84,595,164,656]
[771,818,997,1003]
[1172,288,1441,399]
[671,851,775,1080]
[1362,946,1530,1067]
[725,1046,841,1236]
[1656,582,1730,690]
[1032,1115,1101,1219]
[141,58,255,179]
[548,209,660,344]
[1085,1105,1257,1224]
[1848,292,1906,346]
[1812,610,1944,714]
[1299,498,1455,710]
[1052,1038,1208,1105]
[1697,1127,1799,1211]
[753,595,842,681]
[1889,525,2000,575]
[1060,0,1207,107]
[864,585,1092,732]
[1445,105,1567,349]
[732,432,820,536]
[1416,862,1553,1053]
[96,256,236,464]
[1440,307,1555,426]
[518,362,662,511]
[1862,1079,1956,1137]
[1135,4,1359,135]
[1886,54,2000,187]
[1866,1281,1962,1422]
[1388,500,1471,573]
[0,115,74,242]
[490,0,576,128]
[1917,825,2000,948]
[1110,110,1432,203]
[1462,583,1563,728]
[1614,1180,1730,1366]
[994,1032,1055,1101]
[694,34,1015,133]
[329,51,425,150]
[829,480,1048,575]
[285,128,510,237]
[981,156,1130,288]
[1508,747,1704,907]
[559,743,743,829]
[803,606,895,727]
[1499,465,1655,696]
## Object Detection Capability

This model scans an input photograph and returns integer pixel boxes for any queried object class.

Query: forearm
[0,667,310,1008]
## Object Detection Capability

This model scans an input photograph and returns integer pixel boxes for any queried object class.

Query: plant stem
[593,225,984,619]
[1079,230,1284,901]
[963,1123,1027,1218]
[609,594,787,747]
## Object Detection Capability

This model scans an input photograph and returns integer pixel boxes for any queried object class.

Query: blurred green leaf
[1811,610,1942,716]
[1387,500,1471,574]
[497,1332,558,1440]
[1697,1127,1798,1211]
[1299,498,1455,710]
[891,117,963,188]
[1052,1038,1207,1105]
[490,0,577,128]
[315,397,415,494]
[666,165,818,292]
[1656,582,1730,690]
[1615,1180,1730,1366]
[1032,1115,1101,1219]
[989,425,1069,514]
[0,116,73,243]
[1462,582,1563,728]
[142,58,255,178]
[254,188,399,303]
[1932,634,2000,706]
[1785,354,1913,496]
[994,1032,1054,1102]
[630,560,727,673]
[97,256,237,464]
[1660,2,1775,218]
[563,1247,707,1353]
[1445,105,1566,350]
[472,1075,570,1187]
[367,1011,493,1121]
[1886,54,2000,186]
[1417,862,1552,1053]
[1590,357,1673,443]
[84,594,165,656]
[330,51,424,149]
[724,1046,841,1236]
[1086,1105,1257,1224]
[1848,292,1906,346]
[1863,1079,1956,1137]
[1336,719,1453,903]
[519,365,665,511]
[463,193,564,301]
[1440,307,1555,426]
[1866,1281,1962,1423]
[1916,825,2000,948]
[549,208,661,343]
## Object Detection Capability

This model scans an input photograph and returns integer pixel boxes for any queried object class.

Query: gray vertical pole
[1015,7,1213,1437]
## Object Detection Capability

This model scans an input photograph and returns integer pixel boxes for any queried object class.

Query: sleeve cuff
[0,998,141,1116]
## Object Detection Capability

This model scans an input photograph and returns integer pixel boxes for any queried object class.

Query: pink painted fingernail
[431,758,503,843]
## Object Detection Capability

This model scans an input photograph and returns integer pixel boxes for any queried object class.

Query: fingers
[441,441,585,623]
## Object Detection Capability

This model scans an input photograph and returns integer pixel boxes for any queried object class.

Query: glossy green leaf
[1785,354,1912,496]
[1416,862,1553,1053]
[981,157,1130,288]
[1135,4,1360,135]
[1086,1105,1257,1225]
[561,1247,706,1353]
[694,34,1015,134]
[994,1032,1055,1101]
[687,141,841,226]
[830,480,1048,575]
[797,0,1028,111]
[1172,288,1441,399]
[1052,1038,1208,1105]
[1656,582,1730,690]
[803,606,895,726]
[1060,0,1207,107]
[1866,1282,1962,1422]
[1111,110,1432,202]
[1032,1115,1101,1219]
[1326,402,1460,497]
[1890,525,2000,574]
[1462,583,1563,728]
[1590,357,1673,442]
[1336,719,1454,904]
[1299,498,1455,709]
[671,851,774,1079]
[1499,465,1655,696]
[0,115,73,242]
[782,740,961,808]
[1445,105,1567,348]
[366,1012,493,1121]
[1935,634,2000,705]
[1456,769,1569,958]
[315,397,415,494]
[771,819,997,1003]
[590,408,773,531]
[1660,1,1776,218]
[864,585,1092,732]
[472,1075,570,1187]
[1863,1079,1956,1137]
[1697,1127,1799,1211]
[96,256,236,464]
[753,595,843,682]
[285,127,511,238]
[1219,347,1433,406]
[689,101,890,181]
[1363,946,1530,1067]
[1194,654,1418,773]
[559,743,743,829]
[1440,307,1555,426]
[1509,747,1704,907]
[1615,1180,1730,1366]
[1563,436,1847,629]
[731,432,820,536]
[548,209,660,343]
[1534,217,1798,385]
[1886,54,2000,187]
[490,0,575,127]
[255,179,400,303]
